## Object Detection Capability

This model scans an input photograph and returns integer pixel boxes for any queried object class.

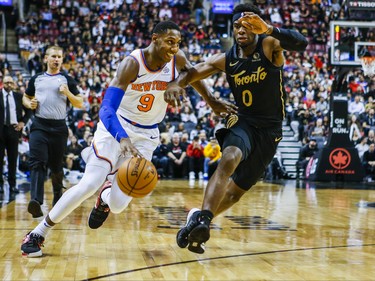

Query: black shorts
[215,117,282,190]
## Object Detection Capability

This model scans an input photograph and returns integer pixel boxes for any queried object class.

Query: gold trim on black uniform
[226,114,239,129]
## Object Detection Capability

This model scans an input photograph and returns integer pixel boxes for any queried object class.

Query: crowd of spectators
[1,0,375,181]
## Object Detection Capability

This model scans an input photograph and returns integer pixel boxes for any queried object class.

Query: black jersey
[225,35,286,128]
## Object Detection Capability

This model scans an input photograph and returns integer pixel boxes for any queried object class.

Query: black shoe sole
[187,224,210,254]
[176,228,189,248]
[27,200,43,218]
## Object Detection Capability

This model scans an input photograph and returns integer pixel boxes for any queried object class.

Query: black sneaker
[28,199,43,218]
[176,208,200,248]
[188,221,210,254]
[21,232,45,257]
[88,181,111,229]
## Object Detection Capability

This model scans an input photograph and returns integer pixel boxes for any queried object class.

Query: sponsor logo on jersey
[252,52,261,62]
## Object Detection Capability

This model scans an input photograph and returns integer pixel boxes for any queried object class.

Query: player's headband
[232,12,244,24]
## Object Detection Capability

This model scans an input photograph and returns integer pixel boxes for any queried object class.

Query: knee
[224,189,244,204]
[219,151,242,175]
[73,181,99,200]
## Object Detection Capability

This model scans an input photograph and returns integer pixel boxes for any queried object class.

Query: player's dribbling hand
[208,98,238,118]
[120,138,142,158]
[164,83,187,107]
[239,12,270,34]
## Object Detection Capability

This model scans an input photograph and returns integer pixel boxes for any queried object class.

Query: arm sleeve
[270,27,308,52]
[99,86,128,142]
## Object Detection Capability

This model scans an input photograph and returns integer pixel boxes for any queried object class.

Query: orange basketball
[116,157,158,198]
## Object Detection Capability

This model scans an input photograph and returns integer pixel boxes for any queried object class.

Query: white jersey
[116,49,178,126]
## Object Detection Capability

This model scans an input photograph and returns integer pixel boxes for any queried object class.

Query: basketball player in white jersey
[21,21,237,257]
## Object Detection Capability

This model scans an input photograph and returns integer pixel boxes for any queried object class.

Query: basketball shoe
[21,232,45,257]
[176,208,200,248]
[187,220,210,254]
[88,181,111,229]
[27,199,43,218]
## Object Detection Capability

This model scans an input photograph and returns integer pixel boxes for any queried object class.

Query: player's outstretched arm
[240,12,308,52]
[167,51,237,116]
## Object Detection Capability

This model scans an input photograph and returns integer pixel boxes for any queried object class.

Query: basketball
[116,157,158,198]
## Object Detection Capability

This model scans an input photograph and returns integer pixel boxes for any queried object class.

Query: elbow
[77,101,84,109]
[298,38,309,51]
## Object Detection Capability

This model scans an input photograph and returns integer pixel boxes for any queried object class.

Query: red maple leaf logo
[329,148,351,170]
[333,151,347,167]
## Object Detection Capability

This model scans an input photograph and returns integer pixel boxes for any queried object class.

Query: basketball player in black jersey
[165,3,308,253]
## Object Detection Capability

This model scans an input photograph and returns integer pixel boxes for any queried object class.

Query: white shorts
[82,120,160,175]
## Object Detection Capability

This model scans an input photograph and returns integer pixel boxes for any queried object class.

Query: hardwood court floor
[0,178,375,281]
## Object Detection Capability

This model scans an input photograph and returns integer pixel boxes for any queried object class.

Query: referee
[23,46,83,218]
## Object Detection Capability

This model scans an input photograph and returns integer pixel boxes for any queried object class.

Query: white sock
[100,188,111,205]
[32,218,53,238]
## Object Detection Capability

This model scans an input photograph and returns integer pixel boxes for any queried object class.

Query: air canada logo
[329,148,351,169]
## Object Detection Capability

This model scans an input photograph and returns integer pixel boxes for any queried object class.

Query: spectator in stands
[27,49,43,76]
[362,143,375,182]
[348,76,364,95]
[191,0,205,26]
[152,133,170,179]
[167,133,188,179]
[203,137,221,180]
[356,136,369,161]
[265,149,290,180]
[180,104,198,125]
[159,3,172,19]
[367,129,375,145]
[187,135,205,180]
[315,95,329,116]
[309,118,326,146]
[296,139,319,179]
[348,95,365,117]
[362,108,375,136]
[349,114,362,143]
[0,76,33,194]
[65,135,84,172]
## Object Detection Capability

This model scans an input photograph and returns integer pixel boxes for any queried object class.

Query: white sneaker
[189,171,195,180]
[198,172,203,180]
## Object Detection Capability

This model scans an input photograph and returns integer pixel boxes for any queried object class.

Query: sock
[100,188,111,205]
[32,218,53,238]
[199,210,213,225]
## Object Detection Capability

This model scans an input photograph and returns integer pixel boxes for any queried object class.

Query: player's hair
[153,21,180,35]
[233,3,261,16]
[45,45,63,55]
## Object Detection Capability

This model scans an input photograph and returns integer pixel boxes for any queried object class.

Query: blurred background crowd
[1,0,375,182]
